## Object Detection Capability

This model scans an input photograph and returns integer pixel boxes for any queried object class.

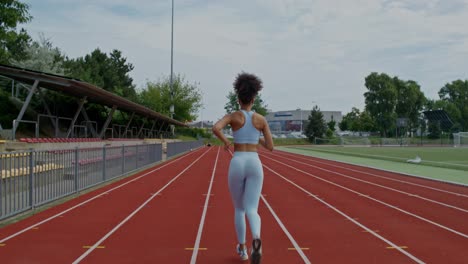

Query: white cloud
[23,0,468,122]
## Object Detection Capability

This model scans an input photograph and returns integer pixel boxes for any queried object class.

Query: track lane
[76,147,217,263]
[0,148,208,263]
[260,162,420,263]
[195,149,308,263]
[262,151,468,234]
[260,153,468,263]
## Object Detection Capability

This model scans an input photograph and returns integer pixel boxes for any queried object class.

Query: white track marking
[190,147,220,264]
[227,150,311,263]
[72,147,212,263]
[263,153,468,213]
[261,195,312,264]
[275,149,468,197]
[263,164,425,264]
[261,155,468,239]
[0,148,203,244]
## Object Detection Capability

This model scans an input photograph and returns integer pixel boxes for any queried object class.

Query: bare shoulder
[253,112,266,121]
[230,111,245,130]
[252,112,267,129]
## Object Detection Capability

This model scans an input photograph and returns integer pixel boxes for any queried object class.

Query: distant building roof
[266,109,342,122]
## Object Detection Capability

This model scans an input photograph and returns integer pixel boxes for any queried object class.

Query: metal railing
[166,139,205,158]
[0,143,163,220]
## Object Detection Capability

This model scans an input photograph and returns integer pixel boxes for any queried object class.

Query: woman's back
[233,110,261,144]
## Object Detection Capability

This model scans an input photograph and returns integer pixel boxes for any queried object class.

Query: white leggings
[228,151,263,244]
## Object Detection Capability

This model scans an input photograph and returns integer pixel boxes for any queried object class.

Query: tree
[364,72,397,137]
[0,0,32,64]
[11,33,65,74]
[224,91,268,116]
[438,80,468,130]
[394,78,426,135]
[359,111,376,132]
[338,118,349,131]
[64,48,137,102]
[327,117,336,132]
[339,107,361,132]
[61,49,138,126]
[139,74,202,122]
[304,105,327,142]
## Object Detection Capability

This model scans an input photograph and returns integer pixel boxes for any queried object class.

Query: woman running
[212,72,274,263]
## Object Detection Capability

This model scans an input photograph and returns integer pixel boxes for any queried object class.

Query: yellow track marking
[83,246,105,249]
[387,246,408,249]
[362,230,379,233]
[0,243,6,247]
[288,247,309,250]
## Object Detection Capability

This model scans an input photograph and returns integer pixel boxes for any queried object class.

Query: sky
[22,0,468,122]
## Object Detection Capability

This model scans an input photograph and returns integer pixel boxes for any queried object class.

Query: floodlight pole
[170,0,175,119]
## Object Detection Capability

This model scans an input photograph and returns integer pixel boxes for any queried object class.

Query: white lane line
[263,164,425,264]
[0,148,203,244]
[274,149,468,197]
[261,195,312,264]
[262,155,468,239]
[227,150,311,264]
[190,147,220,264]
[264,153,468,213]
[72,147,212,264]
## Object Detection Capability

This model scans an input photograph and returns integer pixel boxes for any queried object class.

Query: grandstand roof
[0,64,186,127]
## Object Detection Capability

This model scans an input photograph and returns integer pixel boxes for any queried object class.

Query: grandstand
[0,64,186,144]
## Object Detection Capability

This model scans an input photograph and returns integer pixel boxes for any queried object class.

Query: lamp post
[169,0,175,119]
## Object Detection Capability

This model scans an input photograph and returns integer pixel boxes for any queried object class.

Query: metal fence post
[136,144,139,169]
[122,145,125,174]
[103,146,106,181]
[74,147,79,193]
[29,148,35,208]
[155,144,159,163]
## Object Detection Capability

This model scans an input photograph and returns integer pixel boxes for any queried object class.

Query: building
[188,121,213,129]
[265,109,342,134]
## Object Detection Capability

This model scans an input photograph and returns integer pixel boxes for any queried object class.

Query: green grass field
[289,146,468,171]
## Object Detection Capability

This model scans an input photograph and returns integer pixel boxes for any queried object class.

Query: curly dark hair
[233,72,263,105]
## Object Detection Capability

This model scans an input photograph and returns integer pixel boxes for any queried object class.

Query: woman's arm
[212,114,232,150]
[259,117,274,151]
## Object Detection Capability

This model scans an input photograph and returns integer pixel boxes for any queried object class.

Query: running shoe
[237,244,249,261]
[251,238,262,264]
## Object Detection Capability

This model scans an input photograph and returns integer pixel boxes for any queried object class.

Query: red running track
[0,146,467,263]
